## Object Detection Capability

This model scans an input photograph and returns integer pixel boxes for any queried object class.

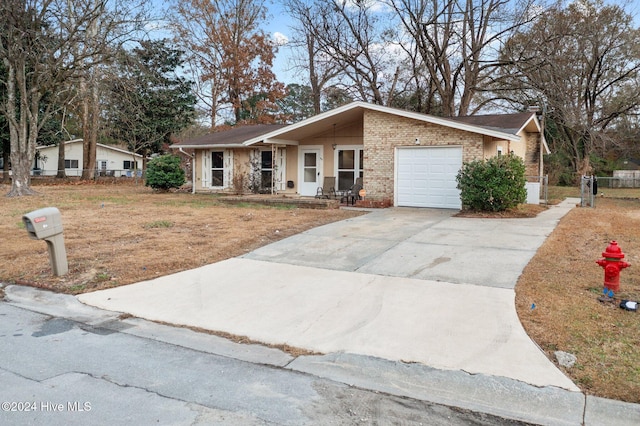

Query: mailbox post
[22,207,68,276]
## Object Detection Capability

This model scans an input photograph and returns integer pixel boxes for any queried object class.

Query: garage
[396,146,463,209]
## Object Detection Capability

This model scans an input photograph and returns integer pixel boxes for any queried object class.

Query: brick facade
[362,110,484,202]
[524,132,541,177]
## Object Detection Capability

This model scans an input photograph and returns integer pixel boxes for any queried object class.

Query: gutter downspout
[178,147,196,194]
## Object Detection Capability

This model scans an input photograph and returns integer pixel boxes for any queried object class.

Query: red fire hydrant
[596,241,630,295]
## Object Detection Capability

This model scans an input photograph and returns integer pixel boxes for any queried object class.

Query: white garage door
[396,147,462,209]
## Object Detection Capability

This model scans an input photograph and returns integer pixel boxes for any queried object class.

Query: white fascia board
[36,139,142,158]
[242,102,367,146]
[261,138,298,146]
[169,144,246,150]
[514,114,549,153]
[240,101,524,146]
[361,102,522,142]
[516,114,541,135]
[36,139,83,150]
[96,143,143,158]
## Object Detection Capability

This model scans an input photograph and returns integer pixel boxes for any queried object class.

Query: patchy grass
[516,191,640,403]
[3,181,640,402]
[0,181,361,295]
[144,220,174,229]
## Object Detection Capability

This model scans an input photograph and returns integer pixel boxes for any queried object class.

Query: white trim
[256,147,275,192]
[394,145,463,209]
[205,149,228,189]
[243,102,521,146]
[298,145,323,196]
[201,150,209,188]
[333,145,364,191]
[223,150,233,189]
[36,139,143,159]
[264,138,298,146]
[275,147,287,191]
[174,144,243,149]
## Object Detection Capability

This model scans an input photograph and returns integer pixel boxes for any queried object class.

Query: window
[64,159,79,169]
[123,160,137,170]
[336,148,364,190]
[261,150,273,189]
[211,151,224,187]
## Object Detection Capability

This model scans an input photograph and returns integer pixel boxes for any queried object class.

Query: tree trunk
[307,34,322,115]
[81,7,99,180]
[80,76,98,180]
[2,138,10,184]
[56,140,66,178]
[6,62,36,196]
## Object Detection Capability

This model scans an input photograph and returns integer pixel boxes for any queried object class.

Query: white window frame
[203,149,233,189]
[259,148,273,190]
[64,159,79,169]
[210,150,225,188]
[333,145,364,191]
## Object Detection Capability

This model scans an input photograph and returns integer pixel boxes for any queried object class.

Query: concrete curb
[4,285,639,426]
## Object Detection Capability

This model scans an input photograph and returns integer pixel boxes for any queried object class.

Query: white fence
[32,169,144,178]
[611,170,640,188]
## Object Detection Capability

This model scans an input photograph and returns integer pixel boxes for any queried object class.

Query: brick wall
[362,110,484,202]
[524,132,541,177]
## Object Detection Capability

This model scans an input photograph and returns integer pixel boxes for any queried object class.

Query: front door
[298,147,322,196]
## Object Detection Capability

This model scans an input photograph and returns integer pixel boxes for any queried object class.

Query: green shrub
[456,155,527,211]
[145,155,185,191]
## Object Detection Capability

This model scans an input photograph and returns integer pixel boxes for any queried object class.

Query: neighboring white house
[35,139,143,177]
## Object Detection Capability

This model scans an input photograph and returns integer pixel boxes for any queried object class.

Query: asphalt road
[0,294,531,426]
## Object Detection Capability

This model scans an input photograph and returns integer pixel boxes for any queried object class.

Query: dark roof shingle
[448,112,534,135]
[173,124,289,147]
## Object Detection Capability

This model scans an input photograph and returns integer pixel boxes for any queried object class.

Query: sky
[148,0,299,85]
[263,1,298,84]
[148,0,640,88]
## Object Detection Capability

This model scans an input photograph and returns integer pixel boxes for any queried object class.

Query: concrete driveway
[79,199,580,392]
[243,206,557,289]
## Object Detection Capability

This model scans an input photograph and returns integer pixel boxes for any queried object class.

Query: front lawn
[2,181,639,403]
[516,188,640,403]
[0,181,360,294]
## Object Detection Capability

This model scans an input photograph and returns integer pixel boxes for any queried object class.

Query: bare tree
[287,0,403,107]
[498,0,640,175]
[388,0,537,116]
[284,0,341,114]
[79,0,102,180]
[0,0,147,195]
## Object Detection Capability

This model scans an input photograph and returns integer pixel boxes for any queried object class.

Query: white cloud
[341,0,389,13]
[273,32,289,46]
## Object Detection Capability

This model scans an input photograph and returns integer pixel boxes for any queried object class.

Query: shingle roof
[448,112,535,135]
[173,124,289,148]
[171,103,537,150]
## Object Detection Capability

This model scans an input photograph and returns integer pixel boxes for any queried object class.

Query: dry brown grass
[516,194,640,403]
[3,181,639,402]
[0,181,360,294]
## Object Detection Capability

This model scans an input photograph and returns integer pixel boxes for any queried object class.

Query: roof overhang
[170,144,246,149]
[518,114,550,155]
[36,139,143,158]
[243,101,521,146]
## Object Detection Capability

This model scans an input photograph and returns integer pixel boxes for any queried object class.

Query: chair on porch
[341,182,363,206]
[315,176,336,199]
